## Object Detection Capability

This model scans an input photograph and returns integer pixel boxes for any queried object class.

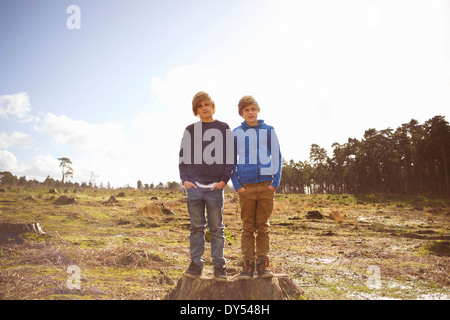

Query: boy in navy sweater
[179,91,234,281]
[231,95,282,279]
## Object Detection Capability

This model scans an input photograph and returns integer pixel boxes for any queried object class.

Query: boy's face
[197,99,214,122]
[242,104,259,126]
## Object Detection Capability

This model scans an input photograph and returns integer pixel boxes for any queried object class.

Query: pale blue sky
[1,0,449,187]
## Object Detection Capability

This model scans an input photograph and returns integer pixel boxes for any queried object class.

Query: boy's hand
[183,181,197,189]
[211,181,226,191]
[237,187,246,193]
[268,185,276,192]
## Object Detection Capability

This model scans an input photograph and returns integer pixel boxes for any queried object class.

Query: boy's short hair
[192,91,216,116]
[238,95,260,116]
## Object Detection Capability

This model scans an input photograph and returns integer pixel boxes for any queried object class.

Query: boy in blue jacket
[231,95,282,279]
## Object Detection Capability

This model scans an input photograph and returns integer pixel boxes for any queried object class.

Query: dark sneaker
[184,261,203,278]
[237,260,255,280]
[256,260,273,278]
[214,265,227,282]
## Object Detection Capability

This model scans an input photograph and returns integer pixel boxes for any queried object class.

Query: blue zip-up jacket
[230,120,282,191]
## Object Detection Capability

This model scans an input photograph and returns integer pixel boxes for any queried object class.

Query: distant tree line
[137,180,182,192]
[0,172,80,189]
[0,157,180,191]
[279,115,450,197]
[0,172,181,192]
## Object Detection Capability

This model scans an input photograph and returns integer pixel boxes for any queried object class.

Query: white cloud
[39,113,126,151]
[0,92,31,119]
[0,150,60,181]
[31,113,133,184]
[132,110,185,184]
[0,150,18,171]
[23,154,61,181]
[0,131,34,149]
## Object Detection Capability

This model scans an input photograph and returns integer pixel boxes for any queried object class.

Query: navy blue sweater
[179,120,234,185]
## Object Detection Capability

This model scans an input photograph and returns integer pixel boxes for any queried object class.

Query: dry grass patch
[137,203,161,216]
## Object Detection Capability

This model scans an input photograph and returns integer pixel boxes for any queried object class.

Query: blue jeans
[186,187,226,267]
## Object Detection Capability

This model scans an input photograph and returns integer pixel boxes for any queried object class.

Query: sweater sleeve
[219,125,235,184]
[231,167,242,191]
[270,128,282,189]
[179,127,191,183]
[230,132,243,191]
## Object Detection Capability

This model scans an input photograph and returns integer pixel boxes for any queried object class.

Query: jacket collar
[241,119,265,129]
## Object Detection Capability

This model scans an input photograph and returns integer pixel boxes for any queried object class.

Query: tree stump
[306,210,323,219]
[53,195,78,205]
[0,223,47,244]
[105,195,119,205]
[160,203,175,216]
[166,274,304,300]
[0,223,46,235]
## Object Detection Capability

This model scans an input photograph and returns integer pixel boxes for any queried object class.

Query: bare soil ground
[0,188,448,300]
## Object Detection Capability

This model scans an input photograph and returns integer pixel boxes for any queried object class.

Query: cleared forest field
[0,188,448,300]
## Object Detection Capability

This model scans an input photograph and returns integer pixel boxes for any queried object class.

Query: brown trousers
[238,181,275,262]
